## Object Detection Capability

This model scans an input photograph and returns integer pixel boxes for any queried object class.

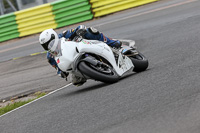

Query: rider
[39,25,122,82]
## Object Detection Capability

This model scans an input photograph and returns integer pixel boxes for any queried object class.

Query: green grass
[0,92,46,116]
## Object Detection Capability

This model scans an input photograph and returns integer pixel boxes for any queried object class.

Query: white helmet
[39,29,59,50]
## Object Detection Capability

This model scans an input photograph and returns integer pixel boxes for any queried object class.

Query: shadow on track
[72,82,110,94]
[57,69,150,99]
[70,70,148,95]
[119,73,137,81]
[119,68,150,81]
[62,82,111,98]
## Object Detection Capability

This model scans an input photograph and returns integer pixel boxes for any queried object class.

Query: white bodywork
[55,38,134,77]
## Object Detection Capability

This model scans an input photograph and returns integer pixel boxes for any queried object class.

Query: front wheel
[78,61,119,83]
[129,52,149,72]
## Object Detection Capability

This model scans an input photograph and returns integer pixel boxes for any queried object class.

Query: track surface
[1,0,200,132]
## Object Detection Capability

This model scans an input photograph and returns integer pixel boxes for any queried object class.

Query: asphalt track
[1,0,200,132]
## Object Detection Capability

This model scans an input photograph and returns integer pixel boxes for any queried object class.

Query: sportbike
[48,37,148,85]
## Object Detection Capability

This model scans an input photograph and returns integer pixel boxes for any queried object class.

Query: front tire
[78,61,119,83]
[130,52,148,72]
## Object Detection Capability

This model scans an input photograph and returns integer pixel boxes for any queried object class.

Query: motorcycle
[48,37,148,86]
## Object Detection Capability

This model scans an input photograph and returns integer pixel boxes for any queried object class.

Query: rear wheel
[78,61,119,83]
[129,52,148,72]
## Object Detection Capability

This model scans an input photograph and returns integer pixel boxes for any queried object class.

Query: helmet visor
[48,39,62,56]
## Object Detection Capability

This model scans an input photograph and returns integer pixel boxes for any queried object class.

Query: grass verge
[0,92,46,116]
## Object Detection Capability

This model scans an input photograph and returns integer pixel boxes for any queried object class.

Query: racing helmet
[39,29,59,50]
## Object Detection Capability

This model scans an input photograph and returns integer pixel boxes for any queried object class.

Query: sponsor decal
[82,40,91,44]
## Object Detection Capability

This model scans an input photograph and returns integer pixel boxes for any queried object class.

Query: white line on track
[0,83,72,118]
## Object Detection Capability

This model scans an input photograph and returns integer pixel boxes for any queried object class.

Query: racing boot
[108,40,122,49]
[85,27,122,49]
[99,33,122,49]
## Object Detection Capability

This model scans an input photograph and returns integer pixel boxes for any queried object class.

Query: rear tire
[78,61,119,83]
[130,52,148,72]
